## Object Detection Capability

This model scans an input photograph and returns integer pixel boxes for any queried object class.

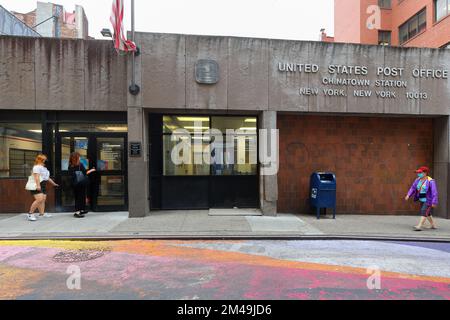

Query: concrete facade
[0,36,127,111]
[127,32,450,219]
[129,33,450,114]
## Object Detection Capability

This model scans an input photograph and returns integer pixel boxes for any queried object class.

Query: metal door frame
[55,131,128,212]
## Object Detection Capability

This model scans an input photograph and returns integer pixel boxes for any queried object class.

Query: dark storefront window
[0,123,42,178]
[210,117,257,176]
[399,9,427,45]
[435,0,450,22]
[162,116,257,176]
[153,114,260,210]
[163,116,211,176]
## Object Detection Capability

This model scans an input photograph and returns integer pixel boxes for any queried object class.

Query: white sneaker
[39,213,52,218]
[27,214,37,221]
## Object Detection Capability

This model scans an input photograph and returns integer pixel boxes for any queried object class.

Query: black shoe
[74,212,85,218]
[80,210,89,215]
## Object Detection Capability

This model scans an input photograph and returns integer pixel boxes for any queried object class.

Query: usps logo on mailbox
[195,59,219,84]
[311,188,318,199]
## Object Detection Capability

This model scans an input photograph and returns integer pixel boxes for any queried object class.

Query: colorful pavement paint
[0,240,450,300]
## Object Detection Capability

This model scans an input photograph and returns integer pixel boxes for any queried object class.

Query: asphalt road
[0,239,449,300]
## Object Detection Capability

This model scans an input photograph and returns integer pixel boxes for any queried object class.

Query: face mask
[418,173,426,179]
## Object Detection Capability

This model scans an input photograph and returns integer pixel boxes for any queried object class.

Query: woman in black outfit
[69,152,96,218]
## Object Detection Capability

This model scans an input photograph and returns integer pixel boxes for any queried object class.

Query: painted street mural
[0,240,450,300]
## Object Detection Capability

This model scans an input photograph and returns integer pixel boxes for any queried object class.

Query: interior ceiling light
[177,117,209,122]
[105,127,128,132]
[184,126,210,130]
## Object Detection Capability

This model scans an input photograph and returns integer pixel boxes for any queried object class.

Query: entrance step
[208,208,262,216]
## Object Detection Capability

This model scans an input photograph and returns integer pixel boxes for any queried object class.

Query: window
[162,116,258,176]
[378,31,391,45]
[210,117,257,176]
[163,116,211,176]
[441,42,450,49]
[9,149,40,177]
[0,123,42,178]
[379,0,391,9]
[435,0,450,21]
[399,9,427,45]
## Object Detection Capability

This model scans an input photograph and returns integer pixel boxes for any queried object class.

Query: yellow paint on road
[0,264,45,299]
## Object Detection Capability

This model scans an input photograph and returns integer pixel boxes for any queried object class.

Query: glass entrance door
[55,133,127,212]
[95,137,127,210]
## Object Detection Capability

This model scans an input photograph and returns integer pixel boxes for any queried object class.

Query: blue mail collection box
[310,172,336,219]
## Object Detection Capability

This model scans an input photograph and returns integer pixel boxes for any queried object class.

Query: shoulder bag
[73,165,89,187]
[25,171,43,191]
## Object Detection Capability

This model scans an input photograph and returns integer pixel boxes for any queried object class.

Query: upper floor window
[378,31,391,45]
[435,0,450,21]
[379,0,392,9]
[399,9,427,45]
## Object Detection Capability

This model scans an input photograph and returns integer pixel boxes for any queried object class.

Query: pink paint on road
[1,241,450,300]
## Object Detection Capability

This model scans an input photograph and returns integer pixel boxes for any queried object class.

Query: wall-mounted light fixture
[100,28,112,38]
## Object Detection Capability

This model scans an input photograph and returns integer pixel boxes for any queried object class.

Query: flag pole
[129,0,140,95]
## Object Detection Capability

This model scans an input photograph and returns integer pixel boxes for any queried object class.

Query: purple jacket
[407,177,438,207]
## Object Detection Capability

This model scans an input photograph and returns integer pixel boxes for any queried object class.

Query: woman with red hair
[69,152,96,218]
[405,166,438,231]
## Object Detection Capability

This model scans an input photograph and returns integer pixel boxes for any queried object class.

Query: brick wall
[0,179,55,213]
[60,24,77,39]
[12,10,36,29]
[278,115,434,215]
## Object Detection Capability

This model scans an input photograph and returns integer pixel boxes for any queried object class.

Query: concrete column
[259,111,278,216]
[127,107,149,218]
[433,116,450,219]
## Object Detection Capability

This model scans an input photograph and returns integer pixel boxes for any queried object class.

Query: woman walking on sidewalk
[27,154,59,221]
[405,166,438,231]
[68,152,96,218]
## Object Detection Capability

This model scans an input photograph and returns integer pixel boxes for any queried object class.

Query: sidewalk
[0,210,449,241]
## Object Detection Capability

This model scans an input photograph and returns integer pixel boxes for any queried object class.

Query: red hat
[415,166,430,174]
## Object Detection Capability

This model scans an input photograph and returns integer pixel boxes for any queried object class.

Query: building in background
[323,0,450,48]
[320,28,335,43]
[0,5,41,37]
[4,1,89,39]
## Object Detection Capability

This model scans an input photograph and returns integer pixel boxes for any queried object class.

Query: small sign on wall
[195,59,219,84]
[129,142,142,157]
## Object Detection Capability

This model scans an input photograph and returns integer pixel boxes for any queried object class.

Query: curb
[1,233,450,242]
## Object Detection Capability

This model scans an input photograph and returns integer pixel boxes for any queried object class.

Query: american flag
[110,0,137,52]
